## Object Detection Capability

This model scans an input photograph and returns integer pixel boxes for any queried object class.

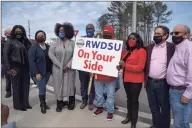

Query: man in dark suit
[145,25,175,128]
[3,29,12,98]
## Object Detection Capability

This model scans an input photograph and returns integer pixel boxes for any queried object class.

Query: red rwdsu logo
[74,30,79,36]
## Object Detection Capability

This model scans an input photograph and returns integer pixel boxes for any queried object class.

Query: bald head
[86,24,95,30]
[172,25,191,39]
[4,28,11,37]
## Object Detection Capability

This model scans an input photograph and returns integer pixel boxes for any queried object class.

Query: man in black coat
[3,28,12,98]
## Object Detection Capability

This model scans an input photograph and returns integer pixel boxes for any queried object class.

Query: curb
[30,81,192,126]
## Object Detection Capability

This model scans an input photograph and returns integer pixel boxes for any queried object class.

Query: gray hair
[4,28,12,36]
[184,25,191,39]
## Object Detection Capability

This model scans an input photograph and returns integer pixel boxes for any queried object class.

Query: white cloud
[2,1,110,39]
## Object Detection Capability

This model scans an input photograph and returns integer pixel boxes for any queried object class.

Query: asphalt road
[74,71,150,113]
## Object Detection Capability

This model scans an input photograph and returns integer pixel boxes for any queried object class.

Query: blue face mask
[59,32,65,39]
[86,30,94,37]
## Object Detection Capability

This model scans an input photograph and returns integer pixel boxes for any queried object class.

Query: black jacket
[1,39,6,64]
[28,43,53,77]
[3,38,31,70]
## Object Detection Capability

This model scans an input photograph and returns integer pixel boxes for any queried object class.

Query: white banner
[72,37,123,77]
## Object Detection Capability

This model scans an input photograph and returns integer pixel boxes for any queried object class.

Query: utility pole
[132,1,137,32]
[28,20,31,39]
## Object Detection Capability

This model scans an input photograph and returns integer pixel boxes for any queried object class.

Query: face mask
[128,39,136,47]
[172,36,184,45]
[103,35,112,39]
[86,30,94,37]
[59,32,65,39]
[153,36,163,44]
[36,37,45,43]
[15,32,23,39]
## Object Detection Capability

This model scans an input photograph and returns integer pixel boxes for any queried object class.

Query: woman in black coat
[3,25,32,111]
[28,30,52,114]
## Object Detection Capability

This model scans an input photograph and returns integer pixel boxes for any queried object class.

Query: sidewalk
[1,80,150,128]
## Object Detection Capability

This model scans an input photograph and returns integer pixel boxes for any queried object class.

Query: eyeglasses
[170,31,185,36]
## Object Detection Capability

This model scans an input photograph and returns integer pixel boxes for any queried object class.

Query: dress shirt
[167,39,192,99]
[149,42,167,79]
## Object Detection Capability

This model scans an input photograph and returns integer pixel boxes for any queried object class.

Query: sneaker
[80,102,87,109]
[5,92,12,98]
[88,104,94,111]
[107,113,113,121]
[93,107,103,116]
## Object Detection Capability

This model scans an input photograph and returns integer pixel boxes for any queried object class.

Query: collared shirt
[167,39,192,99]
[149,42,167,79]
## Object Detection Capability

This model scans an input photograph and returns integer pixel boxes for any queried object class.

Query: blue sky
[1,1,192,41]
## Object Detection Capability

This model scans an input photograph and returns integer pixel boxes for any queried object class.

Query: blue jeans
[94,79,116,113]
[33,73,51,96]
[146,78,170,128]
[170,89,192,128]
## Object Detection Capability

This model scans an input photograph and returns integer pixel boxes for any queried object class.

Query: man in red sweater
[93,26,117,121]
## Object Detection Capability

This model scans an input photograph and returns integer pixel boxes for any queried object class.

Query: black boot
[121,116,131,124]
[39,95,50,114]
[56,100,63,112]
[68,96,75,110]
[131,123,136,128]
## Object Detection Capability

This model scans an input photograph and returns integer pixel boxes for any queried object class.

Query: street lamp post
[132,1,137,32]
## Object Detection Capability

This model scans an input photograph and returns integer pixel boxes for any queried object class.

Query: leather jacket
[3,38,31,71]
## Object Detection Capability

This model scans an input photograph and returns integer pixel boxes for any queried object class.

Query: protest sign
[72,37,123,77]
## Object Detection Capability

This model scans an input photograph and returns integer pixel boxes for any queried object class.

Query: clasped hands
[7,69,17,77]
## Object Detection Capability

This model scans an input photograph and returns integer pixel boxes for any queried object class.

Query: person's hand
[7,69,17,76]
[63,66,70,73]
[36,74,42,81]
[90,73,93,77]
[181,96,190,104]
[119,61,125,68]
[116,65,121,71]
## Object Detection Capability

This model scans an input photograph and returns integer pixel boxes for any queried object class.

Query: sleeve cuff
[183,90,192,100]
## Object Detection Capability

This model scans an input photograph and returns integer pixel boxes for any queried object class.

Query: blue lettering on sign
[85,40,121,51]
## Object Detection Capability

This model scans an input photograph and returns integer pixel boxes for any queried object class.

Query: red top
[121,48,146,83]
[95,25,117,82]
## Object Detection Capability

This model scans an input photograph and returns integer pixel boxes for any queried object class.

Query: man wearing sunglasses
[79,24,95,111]
[145,25,175,128]
[167,25,192,128]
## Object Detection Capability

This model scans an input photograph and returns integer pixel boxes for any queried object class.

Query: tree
[97,14,109,31]
[153,2,173,27]
[96,1,172,44]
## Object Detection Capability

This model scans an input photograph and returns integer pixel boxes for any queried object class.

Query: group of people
[1,22,192,128]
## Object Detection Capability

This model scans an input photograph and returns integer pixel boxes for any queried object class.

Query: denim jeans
[33,72,51,96]
[115,75,121,92]
[146,78,170,128]
[94,79,116,113]
[169,89,192,128]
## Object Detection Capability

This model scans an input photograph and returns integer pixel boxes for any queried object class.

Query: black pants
[5,73,12,93]
[146,78,170,128]
[11,67,30,109]
[79,71,95,104]
[124,82,142,124]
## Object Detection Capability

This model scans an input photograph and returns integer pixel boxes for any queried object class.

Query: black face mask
[172,36,184,45]
[153,36,163,44]
[36,37,45,43]
[103,35,112,39]
[15,32,23,39]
